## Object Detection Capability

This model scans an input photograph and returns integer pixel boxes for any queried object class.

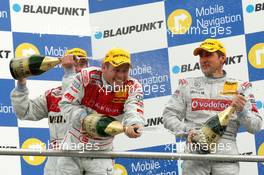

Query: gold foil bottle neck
[104,121,125,136]
[39,56,61,71]
[218,106,236,126]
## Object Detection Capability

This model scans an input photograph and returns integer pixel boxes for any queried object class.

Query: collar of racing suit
[101,75,131,92]
[204,70,227,84]
[101,76,114,92]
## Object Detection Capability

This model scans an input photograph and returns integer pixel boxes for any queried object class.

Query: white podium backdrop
[0,0,264,174]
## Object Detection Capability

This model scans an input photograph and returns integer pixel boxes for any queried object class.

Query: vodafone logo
[192,98,231,111]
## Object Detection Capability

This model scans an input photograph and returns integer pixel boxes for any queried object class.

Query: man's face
[74,56,88,73]
[199,50,225,77]
[102,63,130,87]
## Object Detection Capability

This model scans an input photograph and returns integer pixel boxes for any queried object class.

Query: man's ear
[221,56,226,65]
[102,63,106,70]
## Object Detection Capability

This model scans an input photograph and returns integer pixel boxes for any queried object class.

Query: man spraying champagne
[163,38,262,175]
[10,48,89,175]
[191,83,251,153]
[58,48,145,175]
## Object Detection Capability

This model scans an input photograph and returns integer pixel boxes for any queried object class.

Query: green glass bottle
[10,55,61,80]
[193,87,249,153]
[201,106,236,142]
[82,113,125,138]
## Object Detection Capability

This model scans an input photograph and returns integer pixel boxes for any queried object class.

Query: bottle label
[10,57,31,79]
[202,126,221,143]
[83,113,102,138]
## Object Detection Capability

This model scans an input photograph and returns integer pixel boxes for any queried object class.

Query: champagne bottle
[10,55,61,80]
[192,85,249,153]
[200,106,236,143]
[82,113,126,138]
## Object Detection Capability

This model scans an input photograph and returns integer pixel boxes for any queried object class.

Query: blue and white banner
[0,0,263,175]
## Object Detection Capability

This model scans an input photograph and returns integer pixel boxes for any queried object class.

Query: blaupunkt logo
[12,3,86,16]
[246,3,264,13]
[0,50,11,59]
[167,9,192,34]
[15,43,40,57]
[145,116,163,127]
[248,43,264,69]
[172,55,243,74]
[94,20,164,39]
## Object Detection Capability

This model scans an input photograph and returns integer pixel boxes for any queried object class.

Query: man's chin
[202,70,212,77]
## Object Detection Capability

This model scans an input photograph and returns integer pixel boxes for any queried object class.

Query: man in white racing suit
[58,48,145,175]
[10,48,89,175]
[163,38,262,175]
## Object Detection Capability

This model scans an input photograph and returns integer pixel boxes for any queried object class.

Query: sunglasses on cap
[73,55,88,61]
[198,50,214,57]
[73,55,88,67]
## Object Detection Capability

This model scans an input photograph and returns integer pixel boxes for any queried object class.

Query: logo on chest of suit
[193,80,202,88]
[190,85,205,95]
[82,84,126,116]
[49,115,66,123]
[221,81,238,95]
[192,98,232,111]
[46,87,62,112]
[190,90,205,95]
[112,90,128,103]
